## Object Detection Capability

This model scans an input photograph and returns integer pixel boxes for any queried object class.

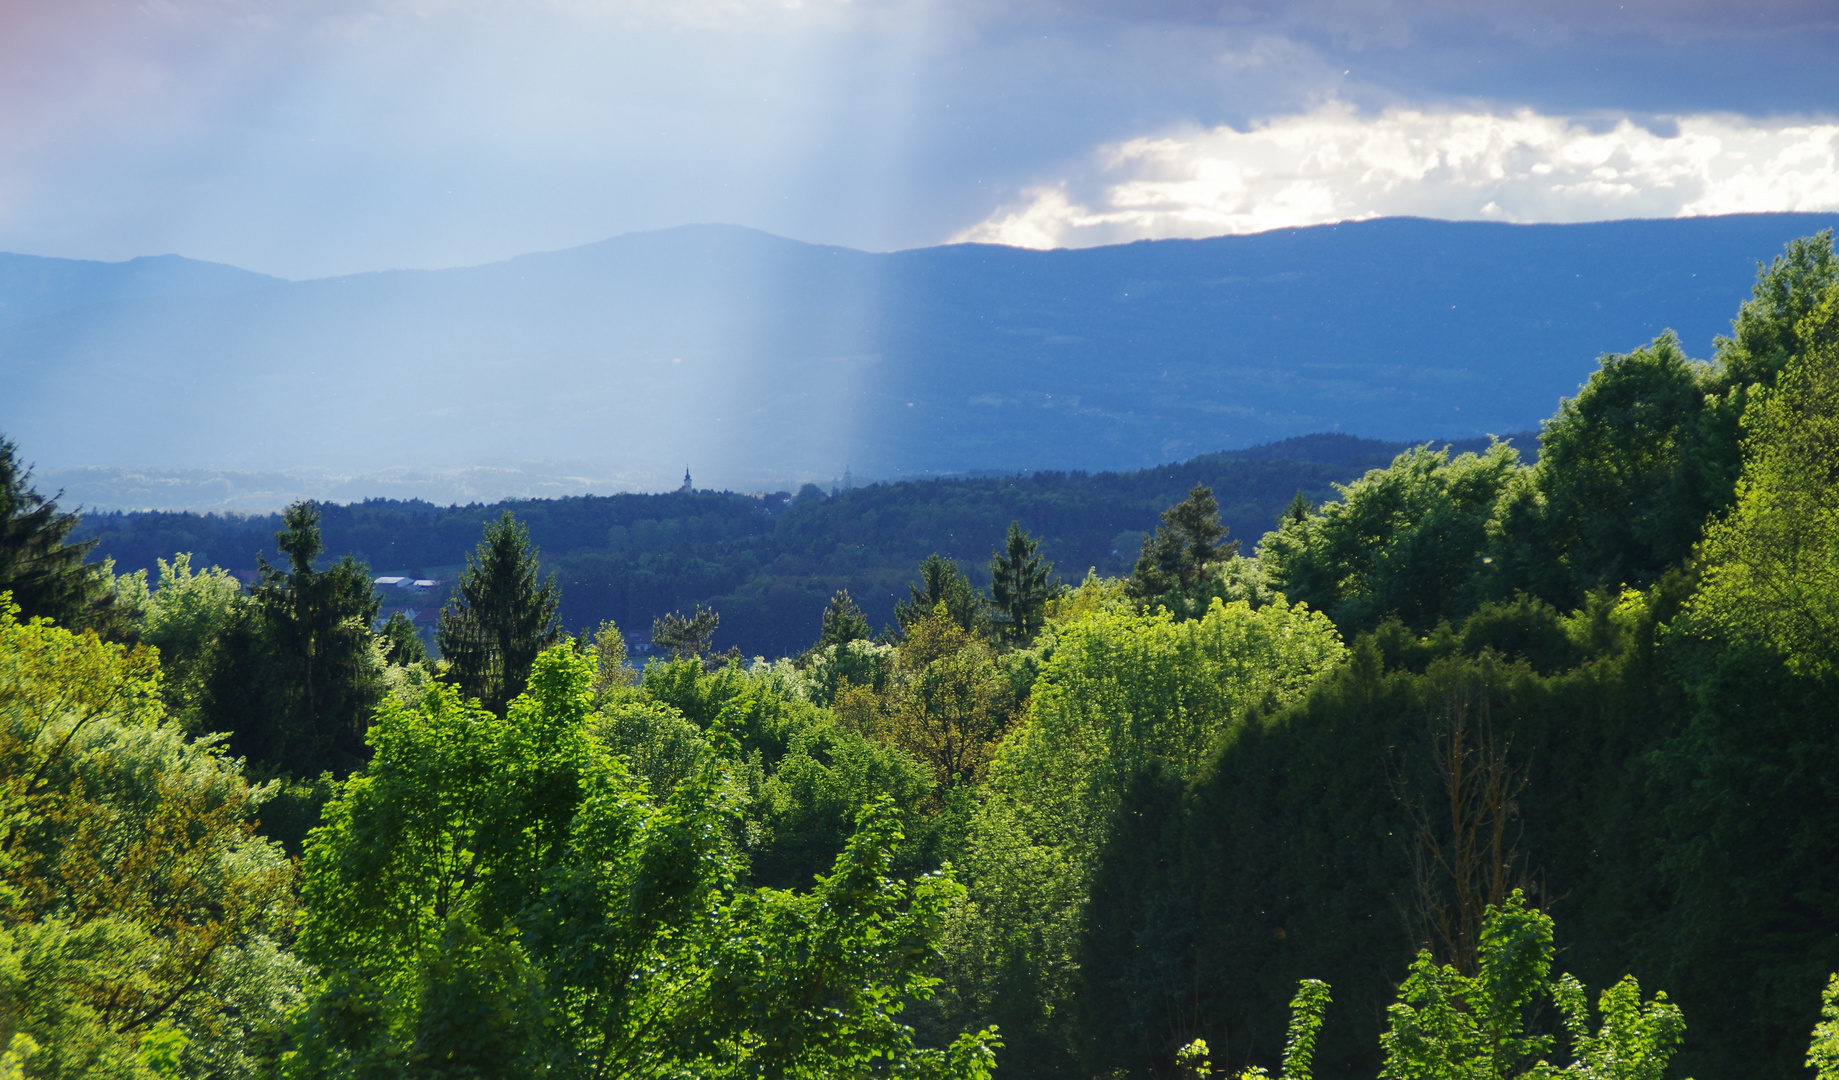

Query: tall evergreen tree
[210,500,385,773]
[895,554,985,635]
[988,521,1056,646]
[1127,484,1238,614]
[437,511,562,715]
[0,435,124,634]
[817,589,872,650]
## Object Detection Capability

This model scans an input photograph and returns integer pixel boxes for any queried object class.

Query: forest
[70,432,1508,660]
[0,232,1836,1080]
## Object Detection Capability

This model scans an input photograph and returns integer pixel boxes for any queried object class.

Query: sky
[3,0,1839,279]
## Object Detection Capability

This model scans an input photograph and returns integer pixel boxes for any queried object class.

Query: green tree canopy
[1689,285,1839,676]
[291,644,999,1079]
[0,599,300,1079]
[436,510,562,715]
[896,554,985,636]
[1259,443,1522,634]
[1126,483,1249,619]
[0,437,123,636]
[988,521,1056,646]
[943,598,1345,1072]
[1533,331,1718,601]
[209,501,385,774]
[653,605,719,660]
[816,588,873,651]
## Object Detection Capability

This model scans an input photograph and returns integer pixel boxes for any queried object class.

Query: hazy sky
[4,0,1838,279]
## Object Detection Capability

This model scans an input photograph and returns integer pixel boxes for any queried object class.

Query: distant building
[374,575,411,589]
[680,466,693,493]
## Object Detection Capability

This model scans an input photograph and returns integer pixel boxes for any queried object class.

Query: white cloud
[953,103,1839,248]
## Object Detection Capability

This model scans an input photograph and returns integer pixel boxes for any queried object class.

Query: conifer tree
[895,554,985,635]
[436,512,561,715]
[817,588,872,650]
[379,611,427,666]
[988,521,1056,646]
[1127,484,1238,614]
[0,435,123,634]
[205,501,384,774]
[652,606,719,660]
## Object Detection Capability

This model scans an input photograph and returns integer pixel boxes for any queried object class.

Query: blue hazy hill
[2,213,1831,492]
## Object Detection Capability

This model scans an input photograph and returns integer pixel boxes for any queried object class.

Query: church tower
[680,466,692,493]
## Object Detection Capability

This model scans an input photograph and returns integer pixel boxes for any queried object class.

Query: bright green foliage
[882,605,1024,790]
[436,511,562,715]
[1279,979,1332,1080]
[588,618,633,698]
[1713,229,1839,392]
[1544,973,1686,1080]
[799,637,898,706]
[636,656,936,888]
[1382,893,1686,1080]
[1380,891,1556,1080]
[941,598,1344,1073]
[1808,975,1839,1080]
[1689,289,1839,677]
[1260,443,1522,634]
[1534,332,1719,600]
[126,554,249,731]
[292,644,996,1078]
[1235,979,1333,1080]
[817,588,873,650]
[0,599,301,1079]
[988,521,1056,645]
[897,554,986,636]
[0,437,125,635]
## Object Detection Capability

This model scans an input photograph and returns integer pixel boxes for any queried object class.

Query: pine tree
[211,500,385,773]
[436,512,562,715]
[652,606,719,660]
[0,435,124,633]
[1127,484,1238,614]
[895,554,985,635]
[817,589,873,650]
[989,521,1056,646]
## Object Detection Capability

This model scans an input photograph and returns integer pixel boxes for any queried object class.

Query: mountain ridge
[4,213,1833,490]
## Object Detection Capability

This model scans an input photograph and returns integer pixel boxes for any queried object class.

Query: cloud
[953,104,1839,249]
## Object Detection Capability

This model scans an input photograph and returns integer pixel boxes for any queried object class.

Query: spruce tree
[817,589,873,650]
[437,512,561,715]
[895,554,985,635]
[211,500,385,773]
[0,435,123,633]
[1127,484,1238,616]
[989,521,1056,646]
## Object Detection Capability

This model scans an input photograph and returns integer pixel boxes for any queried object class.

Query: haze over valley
[8,212,1836,508]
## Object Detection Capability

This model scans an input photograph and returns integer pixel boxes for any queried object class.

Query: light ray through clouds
[956,105,1839,249]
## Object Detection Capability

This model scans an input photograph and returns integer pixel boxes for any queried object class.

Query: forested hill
[73,432,1515,657]
[8,212,1837,493]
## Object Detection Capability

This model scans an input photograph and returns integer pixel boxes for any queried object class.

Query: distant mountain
[0,252,282,328]
[4,214,1832,492]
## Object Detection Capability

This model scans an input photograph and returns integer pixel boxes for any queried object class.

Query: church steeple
[680,466,692,493]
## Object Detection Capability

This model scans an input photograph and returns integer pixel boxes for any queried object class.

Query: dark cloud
[0,0,1834,276]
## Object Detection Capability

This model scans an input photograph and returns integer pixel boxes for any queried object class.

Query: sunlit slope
[4,214,1834,487]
